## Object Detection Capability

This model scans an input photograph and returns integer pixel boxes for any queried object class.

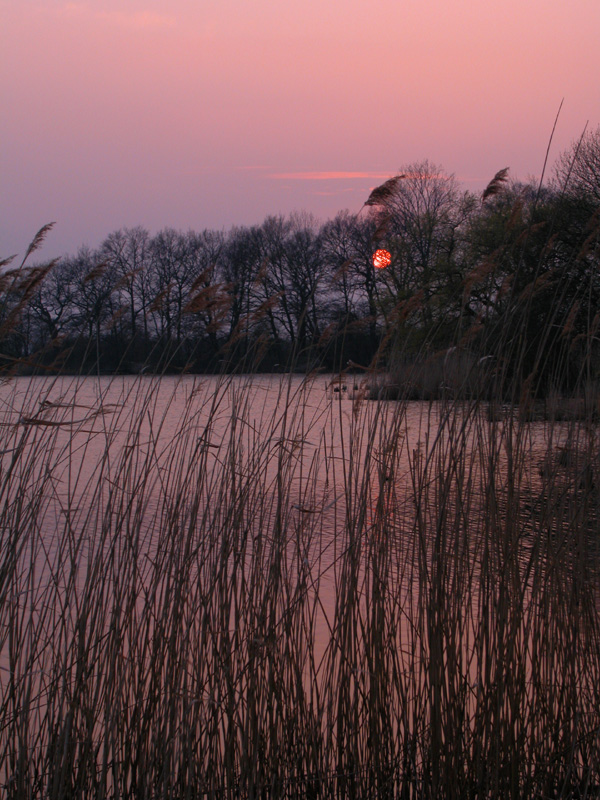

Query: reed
[1,205,600,799]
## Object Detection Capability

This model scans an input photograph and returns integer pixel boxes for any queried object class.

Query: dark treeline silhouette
[2,136,600,394]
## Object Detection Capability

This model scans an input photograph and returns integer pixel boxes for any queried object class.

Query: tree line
[2,132,600,394]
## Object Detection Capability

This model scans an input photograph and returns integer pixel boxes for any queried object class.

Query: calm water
[0,373,569,583]
[1,374,598,795]
[0,373,568,639]
[0,374,458,660]
[0,373,434,540]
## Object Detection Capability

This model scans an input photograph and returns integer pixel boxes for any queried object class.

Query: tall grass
[2,218,600,798]
[1,371,599,798]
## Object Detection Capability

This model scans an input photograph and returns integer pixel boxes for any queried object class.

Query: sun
[372,248,391,269]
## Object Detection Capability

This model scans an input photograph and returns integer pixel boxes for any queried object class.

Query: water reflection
[1,375,599,796]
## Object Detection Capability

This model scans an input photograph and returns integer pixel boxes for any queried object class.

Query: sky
[3,0,600,260]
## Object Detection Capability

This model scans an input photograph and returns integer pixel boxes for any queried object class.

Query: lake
[1,373,599,798]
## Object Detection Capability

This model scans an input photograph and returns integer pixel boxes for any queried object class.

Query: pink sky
[3,0,600,259]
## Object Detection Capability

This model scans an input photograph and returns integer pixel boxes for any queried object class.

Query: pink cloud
[101,10,176,29]
[268,171,394,181]
[311,188,358,196]
[60,4,176,30]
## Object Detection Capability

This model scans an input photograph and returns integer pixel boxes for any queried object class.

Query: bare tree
[373,161,475,330]
[28,259,78,349]
[182,229,228,351]
[66,247,118,365]
[148,229,199,347]
[554,126,600,203]
[321,210,389,357]
[285,212,325,351]
[221,224,264,351]
[100,227,152,343]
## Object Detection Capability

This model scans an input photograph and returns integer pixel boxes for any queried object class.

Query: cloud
[60,4,176,30]
[268,171,393,181]
[60,2,87,14]
[311,188,358,196]
[98,9,177,29]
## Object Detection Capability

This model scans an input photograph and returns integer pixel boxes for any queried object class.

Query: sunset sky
[3,0,600,259]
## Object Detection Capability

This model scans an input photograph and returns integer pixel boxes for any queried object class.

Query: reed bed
[0,362,599,800]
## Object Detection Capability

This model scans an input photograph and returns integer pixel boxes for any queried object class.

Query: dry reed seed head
[113,269,141,290]
[332,259,354,283]
[576,228,600,261]
[458,319,483,348]
[394,290,425,322]
[541,232,559,259]
[498,273,513,299]
[189,265,217,293]
[481,168,510,203]
[317,321,337,345]
[520,371,535,400]
[83,262,109,283]
[519,271,554,301]
[515,221,547,246]
[183,286,220,313]
[364,175,405,207]
[506,198,525,230]
[0,310,23,337]
[0,255,17,270]
[149,286,170,312]
[372,212,392,241]
[21,222,56,266]
[206,312,229,333]
[342,318,369,334]
[0,268,24,295]
[109,307,128,327]
[255,257,270,284]
[244,292,283,325]
[19,263,56,299]
[584,207,600,232]
[463,258,497,298]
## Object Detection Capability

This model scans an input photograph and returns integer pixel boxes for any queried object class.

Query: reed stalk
[1,212,600,798]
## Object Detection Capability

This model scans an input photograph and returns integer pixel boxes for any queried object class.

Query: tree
[220,224,264,363]
[463,174,600,394]
[28,258,78,352]
[254,215,294,349]
[320,211,382,361]
[180,229,228,362]
[100,227,152,346]
[283,212,326,356]
[148,229,195,350]
[66,247,119,368]
[367,161,476,349]
[256,213,326,360]
[554,126,600,204]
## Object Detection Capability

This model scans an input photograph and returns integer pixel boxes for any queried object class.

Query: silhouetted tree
[554,125,600,203]
[65,247,118,368]
[364,162,476,360]
[180,229,228,365]
[221,224,264,364]
[100,227,152,347]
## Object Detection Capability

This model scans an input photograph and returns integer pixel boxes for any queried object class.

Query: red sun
[372,249,392,269]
